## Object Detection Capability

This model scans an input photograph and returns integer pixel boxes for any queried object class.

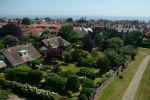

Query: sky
[0,0,150,17]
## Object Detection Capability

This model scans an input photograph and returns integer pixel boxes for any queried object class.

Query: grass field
[134,61,150,100]
[96,48,147,100]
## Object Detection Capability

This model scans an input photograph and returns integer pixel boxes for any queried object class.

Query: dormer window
[19,50,28,56]
[0,55,5,61]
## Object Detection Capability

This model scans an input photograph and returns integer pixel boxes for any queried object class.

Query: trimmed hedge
[0,78,60,100]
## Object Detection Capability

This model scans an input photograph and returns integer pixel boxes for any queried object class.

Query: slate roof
[0,43,41,67]
[41,36,71,48]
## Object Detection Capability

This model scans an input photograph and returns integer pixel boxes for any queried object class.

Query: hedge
[0,78,60,100]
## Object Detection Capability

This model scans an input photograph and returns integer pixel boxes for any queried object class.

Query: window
[19,50,28,56]
[0,55,5,61]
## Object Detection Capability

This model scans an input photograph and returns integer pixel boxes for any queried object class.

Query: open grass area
[134,61,150,100]
[96,51,146,100]
[0,89,11,100]
[138,47,150,55]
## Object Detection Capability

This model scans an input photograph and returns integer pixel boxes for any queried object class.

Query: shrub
[79,57,95,67]
[46,73,67,94]
[81,88,93,97]
[78,94,88,100]
[59,70,76,78]
[81,78,95,88]
[96,57,111,72]
[66,75,80,93]
[78,68,96,80]
[0,79,60,100]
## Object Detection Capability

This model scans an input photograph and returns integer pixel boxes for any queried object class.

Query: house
[40,36,71,50]
[79,27,93,38]
[0,43,41,68]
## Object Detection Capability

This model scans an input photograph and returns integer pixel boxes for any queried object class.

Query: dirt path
[122,55,150,100]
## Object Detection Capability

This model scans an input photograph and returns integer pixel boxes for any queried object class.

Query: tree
[66,18,73,22]
[83,34,95,51]
[59,24,79,43]
[66,75,80,93]
[3,35,19,46]
[78,68,96,80]
[125,31,143,46]
[119,45,137,59]
[105,49,123,67]
[78,94,88,100]
[77,17,88,23]
[27,70,43,84]
[46,73,67,94]
[59,70,76,78]
[79,57,95,67]
[45,48,63,62]
[81,78,95,88]
[2,24,23,38]
[81,88,93,98]
[22,17,31,25]
[96,57,111,72]
[107,37,124,49]
[91,50,105,60]
[95,33,104,49]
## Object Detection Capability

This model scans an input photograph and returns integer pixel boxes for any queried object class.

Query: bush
[78,68,96,80]
[66,75,80,93]
[5,67,43,84]
[79,57,95,67]
[46,73,67,94]
[81,88,93,97]
[78,94,88,100]
[96,57,111,72]
[82,78,95,88]
[119,74,124,79]
[59,70,76,78]
[0,79,60,100]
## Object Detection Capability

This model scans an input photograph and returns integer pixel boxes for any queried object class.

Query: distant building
[0,43,41,68]
[79,27,93,38]
[40,36,71,50]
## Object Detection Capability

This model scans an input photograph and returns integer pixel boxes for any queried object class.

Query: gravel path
[122,55,150,100]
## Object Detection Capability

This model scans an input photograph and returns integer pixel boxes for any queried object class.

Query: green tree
[2,24,23,38]
[66,75,80,93]
[95,33,104,49]
[22,17,31,25]
[59,24,79,43]
[107,37,124,49]
[119,45,137,60]
[96,57,111,72]
[3,35,19,46]
[126,31,143,46]
[66,18,73,22]
[105,49,123,67]
[83,34,95,51]
[78,94,88,100]
[82,78,95,88]
[46,73,67,94]
[78,68,96,80]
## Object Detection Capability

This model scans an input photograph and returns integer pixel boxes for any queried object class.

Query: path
[7,94,25,100]
[122,55,150,100]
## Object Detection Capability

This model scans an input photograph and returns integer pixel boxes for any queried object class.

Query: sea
[0,15,150,22]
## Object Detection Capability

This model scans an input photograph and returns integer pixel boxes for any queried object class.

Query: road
[122,54,150,100]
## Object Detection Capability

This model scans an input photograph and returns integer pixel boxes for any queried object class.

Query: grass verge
[96,52,146,100]
[134,61,150,100]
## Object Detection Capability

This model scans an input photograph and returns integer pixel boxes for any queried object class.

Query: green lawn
[0,89,11,100]
[134,61,150,100]
[96,51,146,100]
[138,47,150,55]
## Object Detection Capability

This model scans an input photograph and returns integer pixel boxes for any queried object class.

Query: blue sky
[0,0,150,17]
